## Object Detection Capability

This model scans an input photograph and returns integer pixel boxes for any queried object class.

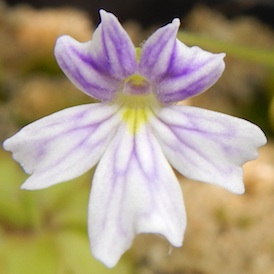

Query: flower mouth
[114,74,159,135]
[116,73,159,110]
[123,74,151,95]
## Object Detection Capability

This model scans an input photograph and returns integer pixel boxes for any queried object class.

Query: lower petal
[150,106,267,194]
[3,103,121,189]
[88,123,186,268]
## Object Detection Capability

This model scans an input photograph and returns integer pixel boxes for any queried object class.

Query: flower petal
[3,103,121,189]
[88,123,186,267]
[150,106,267,194]
[139,19,225,103]
[54,10,137,101]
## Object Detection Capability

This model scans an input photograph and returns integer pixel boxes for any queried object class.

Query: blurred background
[0,0,274,273]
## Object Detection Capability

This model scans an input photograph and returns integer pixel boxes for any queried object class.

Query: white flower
[3,10,266,268]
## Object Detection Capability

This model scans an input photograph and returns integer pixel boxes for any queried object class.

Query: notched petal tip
[88,125,186,268]
[150,106,265,194]
[216,51,226,71]
[219,52,226,59]
[54,9,137,102]
[254,124,267,147]
[4,104,121,190]
[3,135,33,175]
[99,9,116,21]
[20,181,34,190]
[98,9,121,30]
[139,16,181,81]
[54,34,71,49]
[54,34,77,61]
[236,186,245,195]
[2,138,10,151]
[156,46,227,103]
[139,16,226,104]
[172,18,180,27]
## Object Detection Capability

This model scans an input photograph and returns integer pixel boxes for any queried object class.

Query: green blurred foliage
[0,150,134,274]
[178,32,274,69]
[178,32,274,137]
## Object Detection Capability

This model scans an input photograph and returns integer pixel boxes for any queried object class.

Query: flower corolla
[3,10,266,268]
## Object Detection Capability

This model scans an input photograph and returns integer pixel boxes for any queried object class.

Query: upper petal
[88,123,186,267]
[54,10,137,101]
[3,103,121,189]
[139,19,225,103]
[150,106,267,194]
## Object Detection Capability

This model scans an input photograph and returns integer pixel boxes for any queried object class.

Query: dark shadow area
[4,0,274,27]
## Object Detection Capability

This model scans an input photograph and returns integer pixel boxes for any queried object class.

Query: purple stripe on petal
[3,103,121,189]
[88,123,186,267]
[55,10,137,102]
[69,46,114,78]
[150,105,266,194]
[99,10,137,75]
[157,63,222,103]
[55,37,122,101]
[139,18,226,104]
[160,46,225,103]
[139,18,180,79]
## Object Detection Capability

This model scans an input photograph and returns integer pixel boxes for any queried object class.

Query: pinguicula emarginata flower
[3,10,266,268]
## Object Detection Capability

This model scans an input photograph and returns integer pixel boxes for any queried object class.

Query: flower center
[123,74,151,95]
[115,74,159,135]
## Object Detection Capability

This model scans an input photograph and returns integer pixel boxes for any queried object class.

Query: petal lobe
[4,103,121,189]
[55,10,137,101]
[150,105,266,194]
[88,123,186,267]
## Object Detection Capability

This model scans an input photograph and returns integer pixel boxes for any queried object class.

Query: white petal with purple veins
[150,106,267,194]
[3,103,121,189]
[88,123,186,267]
[139,19,225,103]
[55,10,137,101]
[139,18,180,79]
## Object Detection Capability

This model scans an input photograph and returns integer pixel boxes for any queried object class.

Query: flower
[3,9,266,268]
